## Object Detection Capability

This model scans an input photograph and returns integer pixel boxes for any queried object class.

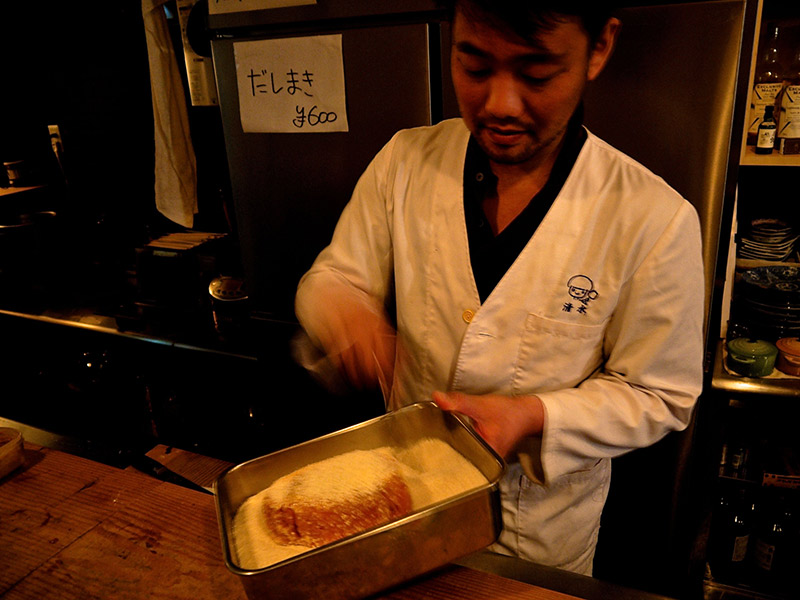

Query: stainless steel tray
[214,401,505,600]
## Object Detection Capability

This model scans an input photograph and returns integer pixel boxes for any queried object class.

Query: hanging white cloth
[142,0,198,228]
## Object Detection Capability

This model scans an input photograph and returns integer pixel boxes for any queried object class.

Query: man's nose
[484,73,524,118]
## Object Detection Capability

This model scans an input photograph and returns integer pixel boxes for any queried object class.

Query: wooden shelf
[740,146,800,166]
[737,0,800,169]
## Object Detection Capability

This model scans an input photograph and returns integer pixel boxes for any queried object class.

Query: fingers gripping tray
[214,402,505,600]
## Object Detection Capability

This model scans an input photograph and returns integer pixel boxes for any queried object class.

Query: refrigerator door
[583,1,754,595]
[584,0,751,343]
[212,19,443,318]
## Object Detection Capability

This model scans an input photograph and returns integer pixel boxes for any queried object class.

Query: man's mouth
[483,125,528,146]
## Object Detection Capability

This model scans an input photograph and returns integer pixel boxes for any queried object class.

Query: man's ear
[587,18,621,81]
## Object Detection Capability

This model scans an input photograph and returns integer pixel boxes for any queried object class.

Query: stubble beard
[474,121,566,167]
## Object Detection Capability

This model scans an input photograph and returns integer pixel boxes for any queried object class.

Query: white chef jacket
[295,118,704,575]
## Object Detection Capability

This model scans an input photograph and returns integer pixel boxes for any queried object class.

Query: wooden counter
[1,442,243,599]
[0,441,665,600]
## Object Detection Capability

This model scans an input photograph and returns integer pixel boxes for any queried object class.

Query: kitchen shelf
[739,146,800,166]
[704,579,794,600]
[0,184,47,198]
[0,306,260,362]
[734,258,798,270]
[711,340,800,398]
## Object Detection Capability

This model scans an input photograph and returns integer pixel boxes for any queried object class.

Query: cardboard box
[778,137,800,154]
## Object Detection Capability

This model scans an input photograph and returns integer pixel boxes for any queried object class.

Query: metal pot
[775,337,800,377]
[726,338,778,377]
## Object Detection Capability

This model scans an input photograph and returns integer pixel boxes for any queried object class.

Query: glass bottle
[729,443,750,479]
[748,23,784,145]
[751,491,796,593]
[707,485,753,584]
[756,105,777,154]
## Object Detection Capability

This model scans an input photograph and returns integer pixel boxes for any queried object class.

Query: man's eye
[521,68,562,86]
[457,57,490,78]
[466,68,491,78]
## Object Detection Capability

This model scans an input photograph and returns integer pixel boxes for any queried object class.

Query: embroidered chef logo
[563,275,598,315]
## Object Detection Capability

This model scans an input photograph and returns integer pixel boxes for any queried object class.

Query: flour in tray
[231,437,488,570]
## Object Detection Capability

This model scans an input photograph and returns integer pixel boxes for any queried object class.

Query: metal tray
[214,401,505,600]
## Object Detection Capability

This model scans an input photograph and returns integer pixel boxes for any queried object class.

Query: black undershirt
[463,111,588,303]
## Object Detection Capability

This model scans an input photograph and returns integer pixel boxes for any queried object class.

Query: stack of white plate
[738,218,798,261]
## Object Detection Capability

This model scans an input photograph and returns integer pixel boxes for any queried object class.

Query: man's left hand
[432,391,545,460]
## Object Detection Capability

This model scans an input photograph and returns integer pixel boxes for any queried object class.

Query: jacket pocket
[515,458,610,571]
[512,312,606,395]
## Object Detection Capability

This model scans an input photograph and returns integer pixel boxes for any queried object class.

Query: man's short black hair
[437,0,617,45]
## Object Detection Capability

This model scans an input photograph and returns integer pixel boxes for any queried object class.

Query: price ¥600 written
[293,105,338,128]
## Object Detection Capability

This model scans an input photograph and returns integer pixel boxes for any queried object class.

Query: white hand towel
[142,0,198,228]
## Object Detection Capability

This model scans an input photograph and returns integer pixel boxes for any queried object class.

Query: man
[295,0,704,575]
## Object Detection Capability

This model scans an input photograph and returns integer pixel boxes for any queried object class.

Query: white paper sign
[209,0,316,15]
[235,35,349,133]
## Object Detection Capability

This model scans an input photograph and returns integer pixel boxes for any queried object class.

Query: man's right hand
[313,285,396,391]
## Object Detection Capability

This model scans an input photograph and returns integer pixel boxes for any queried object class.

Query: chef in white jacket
[295,0,704,576]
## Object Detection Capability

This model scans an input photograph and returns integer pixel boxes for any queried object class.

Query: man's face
[450,7,612,169]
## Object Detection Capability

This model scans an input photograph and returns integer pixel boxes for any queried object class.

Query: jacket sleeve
[295,136,397,348]
[529,202,705,484]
